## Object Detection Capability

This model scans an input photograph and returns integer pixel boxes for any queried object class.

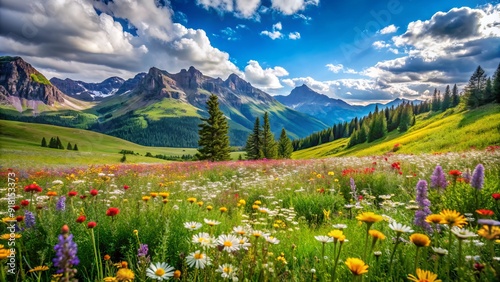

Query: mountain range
[0,56,420,147]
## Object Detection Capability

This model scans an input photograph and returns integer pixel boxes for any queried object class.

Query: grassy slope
[0,120,201,168]
[293,104,500,159]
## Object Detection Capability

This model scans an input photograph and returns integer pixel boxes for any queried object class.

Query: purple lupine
[470,164,485,190]
[414,180,432,232]
[430,165,447,190]
[462,169,472,183]
[53,227,79,277]
[350,177,358,201]
[24,210,35,228]
[56,196,66,211]
[138,243,151,264]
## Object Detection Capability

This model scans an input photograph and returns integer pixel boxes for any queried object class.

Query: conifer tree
[464,65,487,108]
[368,112,387,142]
[73,144,78,151]
[493,63,500,103]
[56,136,63,149]
[398,104,413,132]
[41,137,47,147]
[484,77,493,103]
[277,128,293,159]
[245,117,262,160]
[431,88,441,111]
[196,94,231,162]
[67,142,72,150]
[261,112,277,159]
[49,137,56,148]
[442,85,451,110]
[451,84,460,107]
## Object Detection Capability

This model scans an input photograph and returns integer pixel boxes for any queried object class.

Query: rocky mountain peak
[0,56,65,106]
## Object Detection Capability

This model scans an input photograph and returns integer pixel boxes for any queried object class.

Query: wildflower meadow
[1,148,500,281]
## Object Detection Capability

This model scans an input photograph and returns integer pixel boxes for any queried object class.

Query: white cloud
[271,0,319,15]
[235,0,261,18]
[326,64,344,73]
[260,22,284,39]
[372,40,390,49]
[244,60,289,90]
[196,0,234,14]
[289,32,301,40]
[0,0,244,82]
[325,64,358,74]
[281,78,296,88]
[379,24,398,34]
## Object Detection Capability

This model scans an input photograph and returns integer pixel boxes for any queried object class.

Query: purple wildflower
[430,165,447,190]
[138,244,148,257]
[414,180,432,232]
[24,210,35,228]
[470,164,485,190]
[53,230,79,277]
[56,196,66,211]
[462,169,471,183]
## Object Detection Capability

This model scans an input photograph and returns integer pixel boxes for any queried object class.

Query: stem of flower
[389,233,401,277]
[457,239,463,279]
[414,247,420,272]
[447,228,453,278]
[331,243,343,282]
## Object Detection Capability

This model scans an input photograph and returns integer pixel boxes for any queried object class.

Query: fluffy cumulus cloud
[326,64,357,74]
[379,24,398,34]
[354,4,500,102]
[0,0,245,81]
[244,60,289,90]
[288,32,301,40]
[260,22,284,39]
[271,0,319,15]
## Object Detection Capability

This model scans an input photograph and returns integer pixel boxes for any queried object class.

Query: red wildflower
[358,195,364,201]
[492,193,500,201]
[80,195,87,200]
[90,189,98,196]
[24,183,42,193]
[20,200,30,206]
[76,215,86,223]
[16,216,24,222]
[123,185,130,190]
[87,221,97,229]
[61,225,70,234]
[12,205,20,211]
[476,209,494,216]
[449,170,462,177]
[106,207,120,217]
[68,191,78,197]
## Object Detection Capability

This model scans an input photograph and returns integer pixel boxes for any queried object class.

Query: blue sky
[0,0,499,104]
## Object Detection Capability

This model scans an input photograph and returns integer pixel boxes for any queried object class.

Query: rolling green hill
[292,104,500,159]
[0,120,202,168]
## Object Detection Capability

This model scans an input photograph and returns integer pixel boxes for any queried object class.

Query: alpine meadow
[1,1,500,282]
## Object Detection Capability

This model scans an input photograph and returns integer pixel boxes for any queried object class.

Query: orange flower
[345,258,368,275]
[410,233,431,247]
[47,191,57,197]
[476,209,494,217]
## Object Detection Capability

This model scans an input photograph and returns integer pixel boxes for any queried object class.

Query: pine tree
[398,104,413,132]
[67,142,72,150]
[277,128,293,159]
[484,77,493,103]
[442,85,451,110]
[41,137,47,147]
[120,153,127,163]
[451,84,460,107]
[49,137,56,148]
[73,144,78,151]
[245,117,263,160]
[56,136,64,149]
[261,112,277,159]
[464,65,487,108]
[368,112,387,142]
[196,94,231,162]
[493,63,500,103]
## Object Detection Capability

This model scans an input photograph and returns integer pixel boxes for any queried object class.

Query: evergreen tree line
[244,112,293,160]
[41,136,78,151]
[462,63,500,108]
[292,101,426,151]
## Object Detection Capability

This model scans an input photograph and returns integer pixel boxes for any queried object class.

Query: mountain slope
[275,84,421,125]
[292,104,500,159]
[91,66,328,146]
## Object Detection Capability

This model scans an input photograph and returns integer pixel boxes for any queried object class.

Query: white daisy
[432,247,449,256]
[451,226,478,240]
[332,224,348,230]
[204,218,221,227]
[184,221,202,231]
[192,232,215,248]
[216,263,238,281]
[237,236,252,250]
[146,262,175,281]
[314,236,333,243]
[186,250,211,269]
[264,235,280,245]
[388,222,413,234]
[232,226,248,236]
[216,234,240,252]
